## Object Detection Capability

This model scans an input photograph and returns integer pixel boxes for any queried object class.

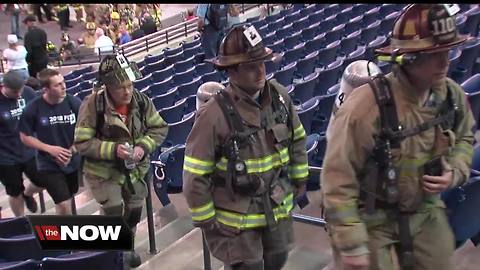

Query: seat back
[42,251,123,270]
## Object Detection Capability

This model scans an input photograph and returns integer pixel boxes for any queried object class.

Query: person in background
[20,68,82,216]
[185,9,196,21]
[140,12,158,35]
[23,15,48,78]
[56,4,72,31]
[82,21,97,49]
[196,4,229,59]
[130,18,145,40]
[118,24,132,45]
[3,34,29,82]
[5,4,23,39]
[0,71,43,217]
[94,27,114,55]
[59,32,77,62]
[33,4,53,23]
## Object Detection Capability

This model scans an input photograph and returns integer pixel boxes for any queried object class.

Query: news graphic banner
[27,215,133,251]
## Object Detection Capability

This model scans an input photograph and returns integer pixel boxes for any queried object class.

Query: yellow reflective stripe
[451,143,474,162]
[74,127,95,142]
[325,202,360,224]
[184,156,215,175]
[137,136,156,152]
[99,141,116,160]
[83,160,110,179]
[147,113,166,126]
[216,193,294,229]
[190,201,216,222]
[293,125,306,141]
[216,148,290,173]
[288,163,309,179]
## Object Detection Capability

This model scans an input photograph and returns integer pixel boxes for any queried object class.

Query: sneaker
[23,194,38,213]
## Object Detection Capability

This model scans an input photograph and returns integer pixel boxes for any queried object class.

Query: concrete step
[134,215,195,266]
[283,246,331,270]
[177,247,224,270]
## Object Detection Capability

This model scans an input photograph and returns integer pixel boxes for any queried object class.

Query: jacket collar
[225,82,272,128]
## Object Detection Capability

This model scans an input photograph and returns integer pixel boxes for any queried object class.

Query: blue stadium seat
[64,71,78,81]
[305,132,320,158]
[265,59,282,75]
[311,92,337,134]
[315,59,343,96]
[340,30,361,56]
[291,16,310,33]
[74,89,92,101]
[0,217,31,238]
[284,31,302,50]
[300,23,319,42]
[274,24,292,41]
[251,19,267,30]
[462,73,480,94]
[448,48,463,78]
[365,35,388,60]
[471,144,480,176]
[291,72,319,106]
[177,76,202,100]
[133,73,152,90]
[297,94,320,134]
[378,4,397,18]
[324,24,345,45]
[66,84,81,95]
[263,32,276,46]
[344,15,363,36]
[267,18,285,33]
[172,67,196,86]
[152,88,178,111]
[463,6,480,37]
[183,95,197,115]
[65,76,82,89]
[194,52,205,64]
[305,33,327,55]
[379,11,400,36]
[153,144,186,193]
[149,59,167,74]
[136,59,146,69]
[161,112,196,148]
[265,12,282,24]
[351,4,369,15]
[71,66,92,78]
[457,13,468,36]
[144,53,163,65]
[201,70,222,83]
[174,56,195,74]
[317,40,341,68]
[307,10,325,25]
[466,89,480,130]
[0,234,67,261]
[183,43,202,59]
[165,51,184,66]
[323,4,341,17]
[42,251,122,270]
[195,62,215,77]
[360,20,381,45]
[454,38,480,83]
[327,83,340,94]
[181,37,201,50]
[274,62,297,87]
[362,6,380,27]
[284,10,302,25]
[269,39,285,53]
[283,44,305,66]
[152,64,175,83]
[163,46,183,57]
[258,25,269,37]
[337,7,354,25]
[77,80,92,91]
[318,15,337,34]
[0,259,38,270]
[343,46,366,69]
[159,99,187,124]
[81,71,96,82]
[295,51,319,79]
[143,76,172,97]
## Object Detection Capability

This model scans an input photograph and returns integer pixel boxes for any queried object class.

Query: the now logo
[28,215,133,251]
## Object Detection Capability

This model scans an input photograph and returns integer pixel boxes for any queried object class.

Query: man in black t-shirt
[0,71,44,216]
[20,68,82,215]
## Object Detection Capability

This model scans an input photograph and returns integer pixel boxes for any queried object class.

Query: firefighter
[73,54,168,268]
[82,21,97,49]
[183,24,308,270]
[108,11,121,44]
[59,32,77,62]
[321,4,474,270]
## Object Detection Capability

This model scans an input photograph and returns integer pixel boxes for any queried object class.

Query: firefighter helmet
[61,32,70,42]
[86,21,96,30]
[207,23,275,69]
[111,11,120,20]
[376,4,469,64]
[196,81,225,110]
[97,54,142,87]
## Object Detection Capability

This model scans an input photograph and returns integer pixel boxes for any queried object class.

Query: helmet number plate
[243,25,262,47]
[116,55,129,68]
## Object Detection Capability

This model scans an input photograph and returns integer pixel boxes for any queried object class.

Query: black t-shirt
[0,86,38,165]
[20,94,82,173]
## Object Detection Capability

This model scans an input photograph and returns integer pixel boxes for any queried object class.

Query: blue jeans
[201,25,224,60]
[10,13,20,37]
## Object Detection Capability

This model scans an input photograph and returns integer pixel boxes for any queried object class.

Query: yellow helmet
[111,11,120,20]
[86,22,96,30]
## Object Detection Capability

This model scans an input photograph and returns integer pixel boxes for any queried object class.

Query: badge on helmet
[86,22,96,30]
[97,54,142,86]
[206,23,277,69]
[376,4,469,65]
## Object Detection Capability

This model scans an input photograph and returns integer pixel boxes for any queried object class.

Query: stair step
[134,215,195,264]
[283,246,331,270]
[177,248,224,270]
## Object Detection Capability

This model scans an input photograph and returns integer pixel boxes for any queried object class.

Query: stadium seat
[463,6,480,37]
[457,13,468,36]
[77,80,92,91]
[471,144,480,176]
[265,59,282,75]
[41,251,123,270]
[195,62,215,77]
[344,15,363,35]
[295,51,319,79]
[297,96,320,134]
[263,32,276,46]
[163,46,183,57]
[65,76,82,89]
[148,59,167,75]
[324,24,345,45]
[274,62,297,87]
[152,88,178,111]
[159,99,187,124]
[144,53,163,65]
[258,25,269,37]
[327,83,341,95]
[379,11,400,35]
[307,10,325,25]
[184,43,202,59]
[74,89,92,101]
[265,12,282,24]
[311,92,337,134]
[317,40,341,68]
[284,31,302,51]
[0,234,67,261]
[0,217,31,239]
[291,72,319,106]
[342,46,366,70]
[352,4,369,15]
[136,59,146,69]
[462,73,480,94]
[284,10,302,25]
[283,44,305,66]
[323,4,341,17]
[81,71,96,81]
[378,4,397,18]
[176,77,202,100]
[360,20,381,45]
[66,84,81,95]
[448,48,463,78]
[201,70,223,83]
[466,90,480,130]
[71,66,92,78]
[318,15,337,34]
[172,67,196,86]
[269,39,285,53]
[305,33,327,55]
[133,73,152,91]
[291,17,310,33]
[165,51,184,66]
[365,35,388,60]
[362,6,380,27]
[183,95,197,115]
[161,112,196,149]
[153,144,186,193]
[454,38,480,83]
[267,18,285,33]
[300,23,320,42]
[315,59,344,96]
[143,76,173,97]
[181,37,201,50]
[340,30,361,56]
[152,64,175,83]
